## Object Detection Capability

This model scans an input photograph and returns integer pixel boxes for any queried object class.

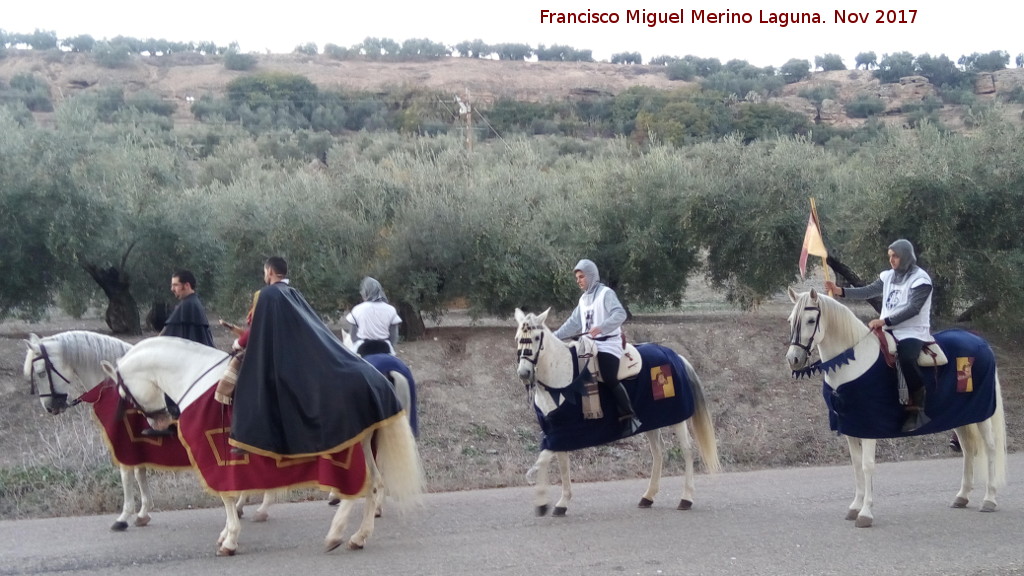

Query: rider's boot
[612,383,641,438]
[901,387,930,433]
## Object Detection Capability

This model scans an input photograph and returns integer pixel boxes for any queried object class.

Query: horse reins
[114,352,236,419]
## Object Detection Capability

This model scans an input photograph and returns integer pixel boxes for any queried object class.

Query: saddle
[876,329,948,368]
[575,338,642,381]
[574,338,642,420]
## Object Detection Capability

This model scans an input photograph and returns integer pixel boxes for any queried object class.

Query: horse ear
[24,333,41,352]
[537,307,550,324]
[787,286,799,303]
[100,360,117,380]
[514,308,526,324]
[809,287,819,301]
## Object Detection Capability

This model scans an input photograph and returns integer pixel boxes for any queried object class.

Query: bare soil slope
[4,50,1024,129]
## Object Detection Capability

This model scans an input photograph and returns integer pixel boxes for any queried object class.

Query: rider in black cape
[229,267,404,459]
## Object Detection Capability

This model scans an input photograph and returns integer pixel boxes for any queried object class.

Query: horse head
[786,287,825,371]
[514,307,550,384]
[23,333,72,415]
[101,353,174,432]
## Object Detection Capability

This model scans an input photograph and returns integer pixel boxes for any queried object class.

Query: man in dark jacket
[161,270,214,346]
[145,269,214,436]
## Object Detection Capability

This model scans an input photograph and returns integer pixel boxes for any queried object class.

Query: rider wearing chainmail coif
[825,238,934,432]
[553,259,641,438]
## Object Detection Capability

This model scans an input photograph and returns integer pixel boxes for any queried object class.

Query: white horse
[786,288,1007,527]
[513,308,721,516]
[101,336,424,556]
[22,331,276,529]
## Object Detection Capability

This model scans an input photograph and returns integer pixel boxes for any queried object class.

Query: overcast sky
[4,1,1022,68]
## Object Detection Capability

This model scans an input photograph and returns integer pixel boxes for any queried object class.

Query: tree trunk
[83,263,142,335]
[396,301,425,342]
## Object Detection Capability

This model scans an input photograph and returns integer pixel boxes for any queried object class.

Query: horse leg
[324,499,357,552]
[552,452,572,516]
[216,495,241,556]
[134,467,153,527]
[639,429,664,508]
[845,436,874,526]
[669,422,696,510]
[977,419,999,512]
[526,449,554,516]
[346,441,381,549]
[854,438,876,527]
[327,490,341,506]
[251,491,274,523]
[952,425,974,509]
[112,466,136,531]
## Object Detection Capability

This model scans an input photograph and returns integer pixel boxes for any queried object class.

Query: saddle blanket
[177,386,368,497]
[823,329,997,439]
[80,380,192,470]
[362,353,418,437]
[536,343,695,451]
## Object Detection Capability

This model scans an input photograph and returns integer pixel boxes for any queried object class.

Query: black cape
[230,282,403,458]
[163,293,214,346]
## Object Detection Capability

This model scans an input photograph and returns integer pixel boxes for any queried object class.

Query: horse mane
[49,330,133,372]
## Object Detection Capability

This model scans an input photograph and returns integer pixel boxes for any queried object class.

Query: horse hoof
[251,511,269,523]
[951,497,969,509]
[638,497,654,509]
[981,500,997,513]
[854,516,873,528]
[677,499,693,511]
[328,498,340,506]
[845,509,860,521]
[552,506,567,517]
[216,547,236,557]
[325,539,342,553]
[347,540,365,550]
[110,521,129,532]
[134,515,151,527]
[536,505,548,517]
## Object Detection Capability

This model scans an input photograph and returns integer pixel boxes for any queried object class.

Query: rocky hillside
[3,50,1023,131]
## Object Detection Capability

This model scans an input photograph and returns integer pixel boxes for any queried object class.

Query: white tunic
[346,301,401,353]
[880,267,932,341]
[579,286,623,358]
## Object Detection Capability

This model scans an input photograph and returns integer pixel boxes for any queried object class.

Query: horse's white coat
[101,336,423,555]
[786,288,1007,527]
[514,308,721,516]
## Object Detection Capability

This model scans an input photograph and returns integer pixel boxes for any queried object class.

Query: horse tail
[682,356,721,474]
[990,372,1007,488]
[373,414,425,510]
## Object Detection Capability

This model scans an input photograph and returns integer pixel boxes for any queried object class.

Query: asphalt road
[3,454,1024,576]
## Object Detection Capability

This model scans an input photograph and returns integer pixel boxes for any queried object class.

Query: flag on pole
[799,201,828,279]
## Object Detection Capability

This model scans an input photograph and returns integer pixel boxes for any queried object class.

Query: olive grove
[2,101,1023,336]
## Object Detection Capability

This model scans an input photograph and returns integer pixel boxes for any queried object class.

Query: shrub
[93,41,131,69]
[224,51,257,71]
[845,94,886,118]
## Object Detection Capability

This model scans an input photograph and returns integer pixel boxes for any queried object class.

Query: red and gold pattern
[177,386,368,496]
[80,380,191,470]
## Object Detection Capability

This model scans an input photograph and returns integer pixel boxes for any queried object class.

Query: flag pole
[809,197,833,295]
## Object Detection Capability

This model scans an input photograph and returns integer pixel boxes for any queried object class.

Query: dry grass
[1,286,1021,520]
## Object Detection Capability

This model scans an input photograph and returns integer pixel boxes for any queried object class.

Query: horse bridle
[29,343,73,406]
[789,304,822,355]
[517,325,544,389]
